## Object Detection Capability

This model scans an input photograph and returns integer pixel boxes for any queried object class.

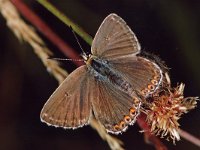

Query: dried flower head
[144,74,198,143]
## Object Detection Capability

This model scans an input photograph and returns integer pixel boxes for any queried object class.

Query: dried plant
[0,0,67,84]
[144,73,198,144]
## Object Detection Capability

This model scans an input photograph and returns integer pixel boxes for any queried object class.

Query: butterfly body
[88,56,134,96]
[41,13,163,134]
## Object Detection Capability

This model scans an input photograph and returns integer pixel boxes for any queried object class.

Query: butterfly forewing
[40,66,92,129]
[91,13,141,59]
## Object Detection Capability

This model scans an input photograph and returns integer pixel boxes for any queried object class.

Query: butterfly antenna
[70,26,87,56]
[48,57,84,62]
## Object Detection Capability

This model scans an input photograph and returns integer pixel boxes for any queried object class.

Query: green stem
[37,0,93,45]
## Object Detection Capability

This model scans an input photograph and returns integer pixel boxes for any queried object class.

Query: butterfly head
[81,53,96,66]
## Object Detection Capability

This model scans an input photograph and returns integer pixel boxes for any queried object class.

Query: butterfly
[40,13,163,134]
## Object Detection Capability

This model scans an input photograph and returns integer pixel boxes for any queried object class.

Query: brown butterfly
[40,13,163,134]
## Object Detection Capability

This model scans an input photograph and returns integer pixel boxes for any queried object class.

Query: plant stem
[179,129,200,148]
[37,0,93,45]
[137,113,168,150]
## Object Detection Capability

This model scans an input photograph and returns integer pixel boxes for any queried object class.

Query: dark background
[0,0,200,150]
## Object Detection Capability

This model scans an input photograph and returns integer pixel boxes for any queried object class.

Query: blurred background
[0,0,200,150]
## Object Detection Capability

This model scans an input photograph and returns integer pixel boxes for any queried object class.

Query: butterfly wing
[90,13,162,133]
[40,66,93,129]
[91,76,141,134]
[91,13,140,59]
[90,55,162,133]
[109,55,163,97]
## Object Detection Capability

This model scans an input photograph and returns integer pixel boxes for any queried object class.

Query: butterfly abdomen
[89,57,133,95]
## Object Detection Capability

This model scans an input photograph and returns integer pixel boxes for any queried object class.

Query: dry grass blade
[0,0,67,83]
[90,117,124,150]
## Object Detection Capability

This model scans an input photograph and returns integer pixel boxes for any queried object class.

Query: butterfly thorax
[87,55,134,96]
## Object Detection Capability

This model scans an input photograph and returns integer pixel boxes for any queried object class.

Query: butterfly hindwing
[91,76,141,134]
[108,55,163,97]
